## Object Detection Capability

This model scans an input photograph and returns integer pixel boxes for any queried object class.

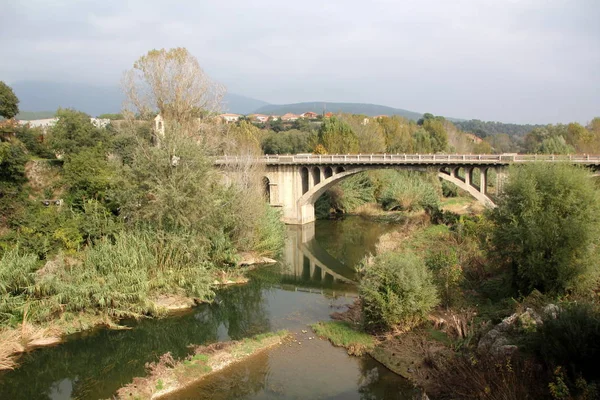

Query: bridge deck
[216,154,600,166]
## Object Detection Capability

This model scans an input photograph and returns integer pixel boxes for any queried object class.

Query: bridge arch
[297,166,496,220]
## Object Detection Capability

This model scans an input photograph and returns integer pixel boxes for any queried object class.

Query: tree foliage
[0,82,19,119]
[124,47,225,123]
[360,251,439,331]
[316,116,359,153]
[490,163,600,295]
[262,129,311,154]
[48,109,109,157]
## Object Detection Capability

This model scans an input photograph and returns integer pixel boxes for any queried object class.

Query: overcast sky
[2,0,599,124]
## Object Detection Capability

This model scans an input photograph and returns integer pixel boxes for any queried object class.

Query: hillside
[10,81,269,117]
[253,102,424,120]
[15,111,57,120]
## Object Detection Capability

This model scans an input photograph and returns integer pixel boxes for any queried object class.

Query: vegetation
[261,129,311,154]
[0,51,285,369]
[0,81,19,119]
[311,321,375,355]
[359,251,438,331]
[490,163,600,295]
[116,330,288,399]
[455,119,544,138]
[529,303,600,394]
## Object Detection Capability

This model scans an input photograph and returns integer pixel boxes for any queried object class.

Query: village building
[281,113,300,122]
[300,111,318,119]
[219,113,241,124]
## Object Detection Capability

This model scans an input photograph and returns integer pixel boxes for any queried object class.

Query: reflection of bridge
[283,223,357,286]
[217,153,600,224]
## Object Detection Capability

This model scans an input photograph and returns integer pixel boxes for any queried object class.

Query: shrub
[431,353,548,400]
[360,251,438,331]
[529,303,600,390]
[426,249,463,307]
[490,163,600,295]
[378,171,440,212]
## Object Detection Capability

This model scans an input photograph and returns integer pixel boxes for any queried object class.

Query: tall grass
[1,230,218,325]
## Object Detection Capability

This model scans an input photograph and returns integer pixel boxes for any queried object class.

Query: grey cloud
[1,0,598,123]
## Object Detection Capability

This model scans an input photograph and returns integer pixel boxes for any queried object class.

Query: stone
[543,304,560,319]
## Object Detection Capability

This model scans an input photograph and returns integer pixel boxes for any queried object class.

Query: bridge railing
[215,154,600,164]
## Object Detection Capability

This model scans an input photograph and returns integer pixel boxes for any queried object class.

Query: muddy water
[0,217,417,400]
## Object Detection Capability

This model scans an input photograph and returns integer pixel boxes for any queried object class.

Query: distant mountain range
[10,81,429,121]
[10,81,269,118]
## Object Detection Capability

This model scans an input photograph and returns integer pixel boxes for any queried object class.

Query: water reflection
[0,217,414,400]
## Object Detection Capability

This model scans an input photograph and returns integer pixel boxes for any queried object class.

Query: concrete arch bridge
[216,153,600,225]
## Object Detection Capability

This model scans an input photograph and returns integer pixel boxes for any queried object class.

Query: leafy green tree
[422,118,448,152]
[539,135,574,154]
[0,81,19,119]
[261,129,311,154]
[62,146,117,207]
[412,127,434,153]
[490,163,600,294]
[15,125,55,159]
[342,114,386,153]
[377,116,414,153]
[317,116,359,153]
[0,141,28,214]
[48,109,109,157]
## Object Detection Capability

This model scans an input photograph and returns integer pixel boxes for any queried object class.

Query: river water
[0,217,418,400]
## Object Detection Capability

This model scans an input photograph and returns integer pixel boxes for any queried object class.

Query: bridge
[216,154,600,225]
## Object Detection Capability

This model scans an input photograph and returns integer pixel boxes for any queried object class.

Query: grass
[311,321,375,355]
[115,330,288,399]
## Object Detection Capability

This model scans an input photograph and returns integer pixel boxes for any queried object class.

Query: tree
[317,116,359,154]
[123,48,225,124]
[342,114,386,153]
[0,81,19,119]
[422,118,448,152]
[377,116,414,153]
[48,109,108,157]
[490,163,600,295]
[261,129,311,154]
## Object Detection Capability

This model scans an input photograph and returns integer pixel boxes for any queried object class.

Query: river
[0,217,418,399]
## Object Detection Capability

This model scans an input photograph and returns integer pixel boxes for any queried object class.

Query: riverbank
[116,331,288,399]
[0,253,276,372]
[311,301,452,394]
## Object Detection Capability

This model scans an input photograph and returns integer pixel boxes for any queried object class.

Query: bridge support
[265,163,500,225]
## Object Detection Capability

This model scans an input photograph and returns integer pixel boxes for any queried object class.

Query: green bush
[15,126,55,159]
[529,303,600,390]
[441,179,459,197]
[490,163,600,295]
[360,251,438,331]
[426,249,462,307]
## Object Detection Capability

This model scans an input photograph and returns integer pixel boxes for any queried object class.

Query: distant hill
[253,102,424,120]
[222,93,269,115]
[11,81,123,116]
[15,111,57,120]
[10,80,269,117]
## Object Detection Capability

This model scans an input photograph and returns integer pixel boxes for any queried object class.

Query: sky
[1,0,599,124]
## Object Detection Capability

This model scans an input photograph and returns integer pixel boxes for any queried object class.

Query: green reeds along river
[0,218,418,399]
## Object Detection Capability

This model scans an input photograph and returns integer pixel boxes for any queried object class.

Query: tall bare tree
[123,48,225,124]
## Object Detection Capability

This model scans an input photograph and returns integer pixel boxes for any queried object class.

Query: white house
[219,113,241,123]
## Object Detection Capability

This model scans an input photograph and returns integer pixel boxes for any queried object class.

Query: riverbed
[0,217,417,400]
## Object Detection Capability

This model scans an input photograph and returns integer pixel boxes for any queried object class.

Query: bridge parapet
[216,153,600,166]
